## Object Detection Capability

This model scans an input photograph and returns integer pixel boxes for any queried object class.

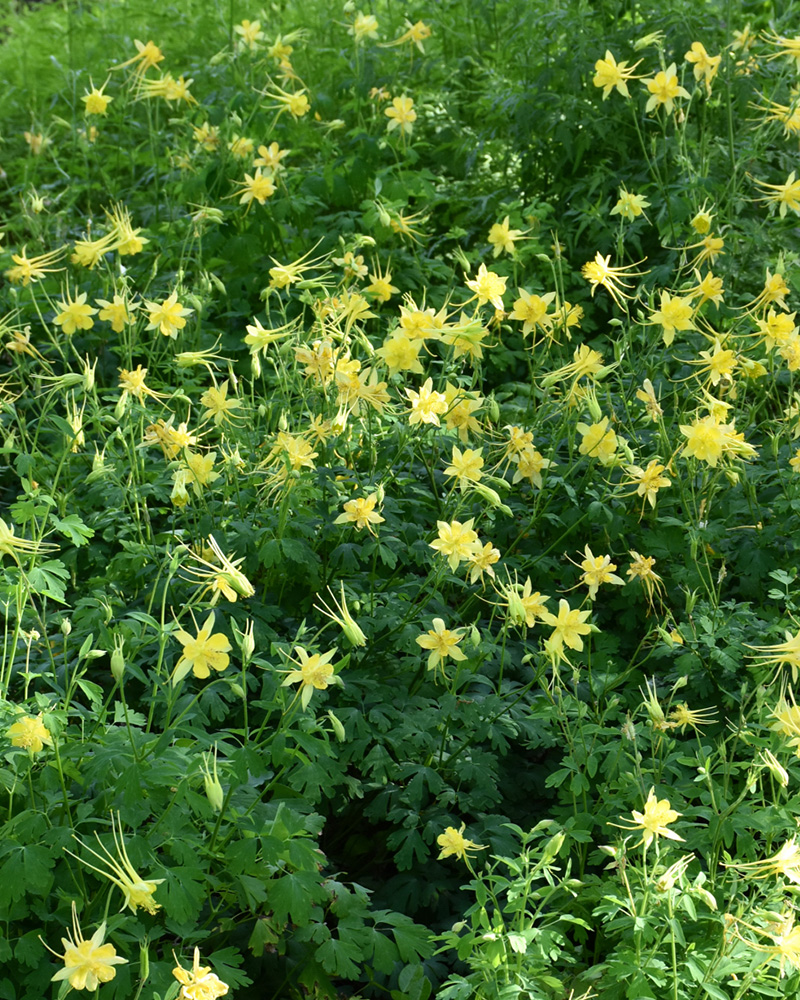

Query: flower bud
[60,618,72,636]
[201,747,225,812]
[327,710,346,742]
[110,634,125,683]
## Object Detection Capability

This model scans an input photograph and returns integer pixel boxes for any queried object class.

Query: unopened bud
[327,710,346,742]
[110,634,125,683]
[60,618,72,637]
[541,830,565,863]
[201,746,225,812]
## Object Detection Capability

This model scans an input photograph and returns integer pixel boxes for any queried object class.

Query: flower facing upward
[444,446,484,488]
[144,292,193,338]
[173,947,229,1000]
[81,80,113,115]
[465,263,507,310]
[577,417,618,466]
[437,823,486,862]
[405,378,448,426]
[7,714,52,755]
[233,168,276,209]
[429,519,479,572]
[234,19,265,50]
[54,289,97,335]
[49,902,127,991]
[173,612,232,684]
[578,545,624,600]
[348,12,379,43]
[643,63,690,114]
[488,216,525,256]
[593,50,643,99]
[611,187,650,222]
[335,493,385,534]
[612,788,684,849]
[539,599,593,661]
[416,618,468,675]
[385,95,417,135]
[69,812,163,914]
[281,646,342,710]
[623,459,671,508]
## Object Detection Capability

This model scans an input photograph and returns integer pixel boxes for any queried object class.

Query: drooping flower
[5,245,67,285]
[69,812,163,914]
[172,612,232,684]
[48,902,127,991]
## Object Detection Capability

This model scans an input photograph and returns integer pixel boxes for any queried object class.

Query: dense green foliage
[3,0,800,998]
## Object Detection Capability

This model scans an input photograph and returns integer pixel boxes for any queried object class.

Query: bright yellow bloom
[510,288,555,337]
[610,187,650,222]
[466,541,501,584]
[692,339,738,386]
[118,366,164,406]
[405,377,448,426]
[7,713,52,754]
[244,316,294,356]
[748,269,791,314]
[495,574,550,628]
[193,121,221,151]
[200,383,242,425]
[145,292,193,338]
[261,84,310,119]
[253,141,289,173]
[365,260,399,303]
[691,270,724,307]
[281,646,342,710]
[636,379,663,421]
[649,290,694,346]
[444,446,484,488]
[726,840,800,884]
[511,445,552,488]
[643,63,690,115]
[685,42,721,92]
[581,252,648,309]
[106,202,149,255]
[173,612,232,684]
[233,167,276,209]
[612,788,684,849]
[382,19,432,52]
[334,493,385,534]
[764,31,800,71]
[348,11,379,43]
[416,618,467,674]
[488,216,525,256]
[429,518,479,572]
[667,703,718,733]
[680,415,757,467]
[623,460,671,508]
[173,947,229,1000]
[385,95,417,135]
[437,823,486,862]
[5,245,66,285]
[181,535,255,606]
[54,289,97,335]
[626,551,664,608]
[465,263,507,310]
[112,38,164,76]
[577,417,618,466]
[539,598,593,660]
[578,545,624,600]
[747,629,800,684]
[593,50,642,99]
[49,903,127,991]
[70,812,163,914]
[234,19,265,50]
[753,172,800,218]
[694,233,725,267]
[81,80,113,115]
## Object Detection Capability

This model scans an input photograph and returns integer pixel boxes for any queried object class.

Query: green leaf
[269,870,325,925]
[316,935,362,979]
[50,513,94,546]
[27,559,70,602]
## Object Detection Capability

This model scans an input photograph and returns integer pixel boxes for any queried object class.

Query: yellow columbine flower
[725,839,800,883]
[5,245,67,285]
[592,50,643,99]
[747,629,800,684]
[173,947,229,1000]
[610,186,650,222]
[539,598,593,661]
[280,645,342,710]
[623,460,671,509]
[436,823,486,862]
[111,38,165,76]
[626,551,664,608]
[385,95,417,135]
[81,79,113,115]
[334,493,385,534]
[234,18,265,50]
[578,544,624,600]
[200,383,242,425]
[314,582,367,647]
[233,167,276,210]
[0,518,58,563]
[405,377,448,426]
[581,252,648,309]
[348,11,379,43]
[667,703,718,733]
[611,788,684,849]
[685,42,721,92]
[444,446,484,489]
[172,612,232,684]
[488,216,525,257]
[48,902,127,991]
[642,62,690,115]
[416,618,468,675]
[382,18,431,52]
[181,535,255,605]
[752,172,800,219]
[53,288,98,335]
[144,292,193,338]
[429,519,479,572]
[465,263,507,310]
[648,289,694,346]
[510,288,555,337]
[7,713,53,755]
[577,417,618,466]
[69,812,164,914]
[261,83,310,119]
